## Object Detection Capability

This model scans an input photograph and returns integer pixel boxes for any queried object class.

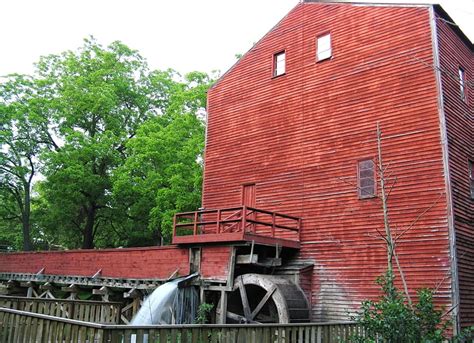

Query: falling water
[130,273,199,325]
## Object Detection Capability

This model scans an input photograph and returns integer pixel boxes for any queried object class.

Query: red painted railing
[172,206,301,247]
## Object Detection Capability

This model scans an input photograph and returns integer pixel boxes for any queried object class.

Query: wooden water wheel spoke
[226,311,258,323]
[250,284,276,320]
[219,273,309,324]
[238,277,252,320]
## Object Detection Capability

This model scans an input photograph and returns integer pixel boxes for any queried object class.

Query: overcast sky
[1,0,473,77]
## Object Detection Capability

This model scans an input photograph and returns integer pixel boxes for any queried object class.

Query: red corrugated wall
[436,13,474,327]
[0,246,190,279]
[200,246,233,282]
[204,3,453,321]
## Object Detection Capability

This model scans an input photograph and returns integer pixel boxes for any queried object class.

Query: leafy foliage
[0,74,54,250]
[196,302,214,324]
[0,38,215,250]
[353,272,449,343]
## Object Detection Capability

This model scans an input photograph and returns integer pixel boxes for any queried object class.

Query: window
[317,33,332,61]
[459,67,466,102]
[469,160,474,199]
[273,51,286,77]
[358,159,376,199]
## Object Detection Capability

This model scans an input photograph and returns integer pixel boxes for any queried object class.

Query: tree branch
[394,193,443,242]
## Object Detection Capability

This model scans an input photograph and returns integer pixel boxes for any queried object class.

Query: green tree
[36,38,155,249]
[112,71,212,245]
[33,39,214,249]
[0,75,53,251]
[1,38,214,250]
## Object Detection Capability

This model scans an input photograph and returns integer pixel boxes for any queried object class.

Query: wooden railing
[173,206,301,244]
[0,295,121,324]
[0,307,362,342]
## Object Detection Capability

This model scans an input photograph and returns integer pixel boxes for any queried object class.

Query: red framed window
[358,159,376,199]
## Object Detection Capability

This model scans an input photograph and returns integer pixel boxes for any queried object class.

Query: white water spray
[130,273,198,326]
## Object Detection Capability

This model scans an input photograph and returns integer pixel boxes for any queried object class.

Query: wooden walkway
[0,307,362,342]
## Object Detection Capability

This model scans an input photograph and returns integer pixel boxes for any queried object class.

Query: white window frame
[469,160,474,199]
[273,51,286,77]
[317,33,332,62]
[459,67,466,102]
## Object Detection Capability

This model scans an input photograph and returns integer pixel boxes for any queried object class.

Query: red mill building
[1,1,473,331]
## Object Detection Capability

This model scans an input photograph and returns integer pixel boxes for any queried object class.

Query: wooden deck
[172,206,301,248]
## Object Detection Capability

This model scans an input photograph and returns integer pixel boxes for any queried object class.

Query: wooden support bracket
[91,269,102,278]
[123,288,141,299]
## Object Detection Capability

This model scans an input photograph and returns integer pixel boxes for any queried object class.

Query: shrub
[353,271,449,343]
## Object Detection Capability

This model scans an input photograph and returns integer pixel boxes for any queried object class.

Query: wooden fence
[0,295,121,324]
[0,307,363,342]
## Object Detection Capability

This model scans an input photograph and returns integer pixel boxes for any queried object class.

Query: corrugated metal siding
[204,3,453,321]
[436,15,474,328]
[0,246,190,279]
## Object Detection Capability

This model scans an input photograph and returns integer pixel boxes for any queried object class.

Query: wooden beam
[236,254,259,264]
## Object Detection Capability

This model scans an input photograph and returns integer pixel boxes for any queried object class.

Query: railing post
[272,213,276,237]
[298,218,302,241]
[242,206,246,233]
[216,209,221,234]
[193,212,198,235]
[172,214,177,238]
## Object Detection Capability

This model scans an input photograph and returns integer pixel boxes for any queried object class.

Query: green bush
[352,272,449,343]
[196,302,214,324]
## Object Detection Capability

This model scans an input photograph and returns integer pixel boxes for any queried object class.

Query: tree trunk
[22,184,33,251]
[82,205,96,249]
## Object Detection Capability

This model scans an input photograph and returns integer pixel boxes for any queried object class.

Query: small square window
[317,33,332,61]
[459,67,466,102]
[358,159,376,199]
[273,51,286,77]
[469,160,474,199]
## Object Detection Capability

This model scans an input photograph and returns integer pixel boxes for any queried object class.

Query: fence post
[298,218,302,241]
[242,206,247,234]
[217,209,221,234]
[193,212,198,235]
[272,213,276,238]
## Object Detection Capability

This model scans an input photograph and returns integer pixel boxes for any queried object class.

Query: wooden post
[216,209,221,234]
[298,218,302,241]
[200,285,205,304]
[271,213,276,238]
[219,290,227,324]
[193,212,198,235]
[242,206,247,234]
[172,214,177,238]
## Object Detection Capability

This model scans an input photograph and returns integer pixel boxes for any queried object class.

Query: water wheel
[218,273,310,324]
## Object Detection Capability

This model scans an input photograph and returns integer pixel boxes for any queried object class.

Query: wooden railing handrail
[245,206,300,221]
[0,295,122,306]
[0,307,107,328]
[246,219,299,232]
[175,206,300,223]
[175,207,243,217]
[175,218,242,227]
[0,306,357,329]
[173,206,301,243]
